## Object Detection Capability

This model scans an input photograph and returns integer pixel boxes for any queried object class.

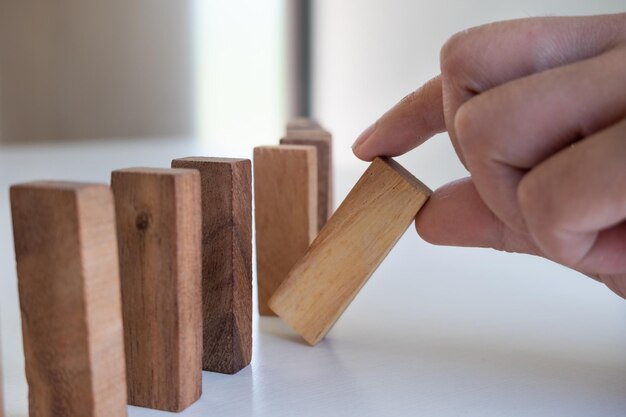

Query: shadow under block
[171,157,252,374]
[254,146,318,316]
[269,157,432,345]
[10,182,127,417]
[111,168,202,411]
[281,128,333,231]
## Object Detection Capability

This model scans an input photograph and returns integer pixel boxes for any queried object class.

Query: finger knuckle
[440,30,473,79]
[454,101,488,161]
[440,25,487,82]
[517,172,546,227]
[517,172,568,258]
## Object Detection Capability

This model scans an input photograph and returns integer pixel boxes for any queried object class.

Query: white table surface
[1,138,626,417]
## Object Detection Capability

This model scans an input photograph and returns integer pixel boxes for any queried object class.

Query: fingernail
[352,122,377,151]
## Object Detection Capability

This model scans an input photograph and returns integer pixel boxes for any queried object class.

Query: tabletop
[1,138,626,417]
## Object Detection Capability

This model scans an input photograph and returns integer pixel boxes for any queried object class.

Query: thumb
[416,177,539,256]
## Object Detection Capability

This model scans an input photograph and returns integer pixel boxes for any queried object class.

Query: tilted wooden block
[269,157,431,345]
[281,127,333,231]
[10,182,127,417]
[111,168,202,411]
[171,157,252,374]
[254,146,318,316]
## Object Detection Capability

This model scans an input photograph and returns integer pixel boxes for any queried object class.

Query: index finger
[352,75,445,161]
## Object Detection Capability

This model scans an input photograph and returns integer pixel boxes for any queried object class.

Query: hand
[352,14,626,298]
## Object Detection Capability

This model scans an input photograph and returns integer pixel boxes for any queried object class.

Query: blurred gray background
[0,0,623,179]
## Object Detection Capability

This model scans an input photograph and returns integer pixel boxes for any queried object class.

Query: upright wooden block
[286,117,320,131]
[269,157,431,345]
[10,182,127,417]
[253,146,318,316]
[281,127,333,231]
[171,157,252,374]
[111,168,202,411]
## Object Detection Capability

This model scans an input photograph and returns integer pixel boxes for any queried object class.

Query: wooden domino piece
[111,168,202,411]
[171,157,252,374]
[253,146,318,316]
[286,117,320,131]
[281,127,333,231]
[269,157,431,345]
[10,182,127,417]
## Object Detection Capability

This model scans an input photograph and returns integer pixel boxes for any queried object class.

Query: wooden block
[253,146,318,316]
[10,182,127,417]
[281,127,333,231]
[286,117,321,131]
[111,168,202,411]
[269,157,431,345]
[171,157,252,374]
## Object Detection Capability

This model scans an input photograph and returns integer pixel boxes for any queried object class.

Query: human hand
[352,14,626,297]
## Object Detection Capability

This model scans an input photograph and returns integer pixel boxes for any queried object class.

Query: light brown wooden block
[171,157,252,374]
[253,146,318,316]
[281,127,333,231]
[10,182,127,417]
[111,168,202,411]
[269,157,431,345]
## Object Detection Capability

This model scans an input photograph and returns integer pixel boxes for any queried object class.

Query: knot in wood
[135,212,151,231]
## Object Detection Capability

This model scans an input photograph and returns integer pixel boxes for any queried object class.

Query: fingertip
[352,122,378,161]
[415,177,502,248]
[353,75,446,161]
[414,181,462,246]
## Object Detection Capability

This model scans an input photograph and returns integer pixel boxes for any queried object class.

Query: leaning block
[11,182,127,417]
[269,157,431,345]
[111,168,202,411]
[281,127,333,231]
[253,146,318,316]
[171,157,252,374]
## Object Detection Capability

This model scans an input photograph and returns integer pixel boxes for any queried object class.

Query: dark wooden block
[171,157,252,374]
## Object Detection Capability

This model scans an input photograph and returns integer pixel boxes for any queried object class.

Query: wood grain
[171,157,252,374]
[281,127,333,231]
[254,146,318,316]
[10,181,127,417]
[111,168,202,411]
[269,157,431,345]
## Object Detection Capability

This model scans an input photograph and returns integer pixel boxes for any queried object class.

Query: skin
[352,13,626,298]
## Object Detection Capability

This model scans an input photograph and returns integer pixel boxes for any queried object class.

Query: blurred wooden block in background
[171,157,252,374]
[253,146,318,316]
[281,123,333,231]
[111,168,202,411]
[10,182,127,417]
[269,157,431,345]
[286,117,321,131]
